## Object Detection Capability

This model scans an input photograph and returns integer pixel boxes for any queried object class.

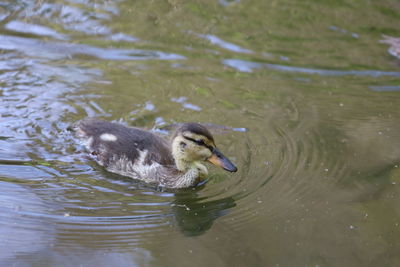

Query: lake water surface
[1,0,400,266]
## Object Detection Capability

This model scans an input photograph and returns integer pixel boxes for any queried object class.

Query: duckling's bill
[207,148,237,172]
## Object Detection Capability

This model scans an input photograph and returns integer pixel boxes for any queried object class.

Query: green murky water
[1,0,400,266]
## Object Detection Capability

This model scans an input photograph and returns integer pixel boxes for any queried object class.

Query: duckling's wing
[69,120,175,168]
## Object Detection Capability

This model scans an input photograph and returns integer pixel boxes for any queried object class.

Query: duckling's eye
[183,136,211,149]
[180,142,187,148]
[195,139,205,146]
[195,139,214,151]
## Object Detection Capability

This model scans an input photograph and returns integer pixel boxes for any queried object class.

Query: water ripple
[197,34,253,54]
[0,35,185,61]
[214,104,348,229]
[223,59,400,77]
[5,20,68,40]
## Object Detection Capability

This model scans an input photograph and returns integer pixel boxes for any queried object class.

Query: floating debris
[380,35,400,59]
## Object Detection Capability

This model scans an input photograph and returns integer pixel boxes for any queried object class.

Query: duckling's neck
[174,157,189,173]
[175,158,207,174]
[174,165,198,188]
[173,160,207,188]
[173,153,208,188]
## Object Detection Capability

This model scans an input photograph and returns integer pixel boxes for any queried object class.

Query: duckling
[68,120,237,188]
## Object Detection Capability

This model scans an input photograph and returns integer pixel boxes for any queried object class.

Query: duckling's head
[171,123,237,174]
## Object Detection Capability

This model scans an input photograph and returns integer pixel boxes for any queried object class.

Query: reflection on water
[172,190,236,236]
[381,35,400,59]
[223,58,400,77]
[1,0,400,265]
[197,34,253,54]
[0,35,184,61]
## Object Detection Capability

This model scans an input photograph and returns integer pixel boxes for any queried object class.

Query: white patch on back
[100,133,118,142]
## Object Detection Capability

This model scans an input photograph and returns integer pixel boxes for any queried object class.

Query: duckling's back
[69,120,175,181]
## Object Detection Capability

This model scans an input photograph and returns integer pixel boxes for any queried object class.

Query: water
[0,0,400,266]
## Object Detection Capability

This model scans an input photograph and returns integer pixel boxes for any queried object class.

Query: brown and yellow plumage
[69,120,237,188]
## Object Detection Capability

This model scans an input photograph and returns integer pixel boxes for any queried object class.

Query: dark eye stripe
[183,136,203,145]
[183,136,213,151]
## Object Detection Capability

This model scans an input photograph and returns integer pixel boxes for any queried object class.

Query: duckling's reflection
[169,185,236,236]
[107,172,236,237]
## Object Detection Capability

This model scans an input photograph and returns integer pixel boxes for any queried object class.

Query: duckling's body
[69,120,237,188]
